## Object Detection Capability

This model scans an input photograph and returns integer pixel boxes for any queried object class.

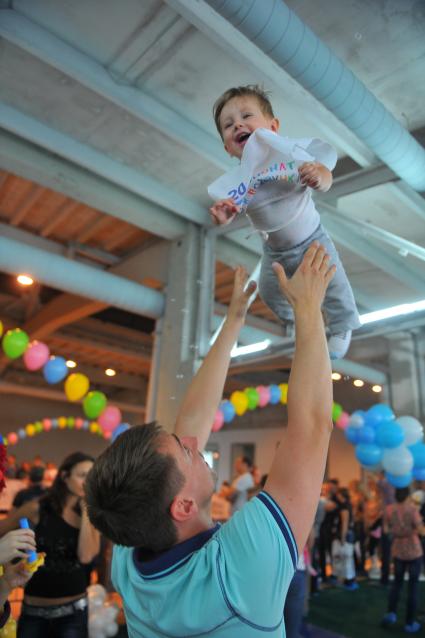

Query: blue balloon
[357,426,376,444]
[410,442,425,469]
[51,418,59,429]
[82,420,90,430]
[221,401,235,423]
[375,421,405,448]
[43,356,68,384]
[355,443,382,467]
[364,404,395,429]
[349,410,366,428]
[345,426,360,444]
[413,468,425,481]
[111,423,131,443]
[386,472,412,488]
[18,428,26,439]
[269,385,281,405]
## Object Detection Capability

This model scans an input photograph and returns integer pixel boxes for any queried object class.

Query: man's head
[29,466,44,485]
[234,455,252,476]
[85,423,216,551]
[213,85,279,159]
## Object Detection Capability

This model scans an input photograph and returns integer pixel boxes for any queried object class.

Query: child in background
[208,85,360,359]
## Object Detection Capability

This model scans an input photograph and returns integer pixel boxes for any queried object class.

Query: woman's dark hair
[43,452,94,516]
[395,487,410,503]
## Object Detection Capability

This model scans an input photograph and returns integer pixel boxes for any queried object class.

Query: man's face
[160,433,216,510]
[219,96,279,159]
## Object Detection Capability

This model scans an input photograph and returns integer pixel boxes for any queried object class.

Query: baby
[208,85,360,359]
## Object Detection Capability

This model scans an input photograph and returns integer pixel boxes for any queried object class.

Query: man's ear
[169,496,198,522]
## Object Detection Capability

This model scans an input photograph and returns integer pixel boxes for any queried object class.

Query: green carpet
[308,580,425,638]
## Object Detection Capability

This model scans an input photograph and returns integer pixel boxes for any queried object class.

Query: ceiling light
[372,385,382,393]
[360,299,425,325]
[353,379,364,387]
[17,274,33,286]
[331,372,342,381]
[105,368,116,377]
[231,339,271,358]
[66,360,77,368]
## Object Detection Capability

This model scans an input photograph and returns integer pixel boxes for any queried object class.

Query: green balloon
[332,402,343,422]
[34,421,43,433]
[245,387,259,411]
[83,391,107,419]
[2,328,29,359]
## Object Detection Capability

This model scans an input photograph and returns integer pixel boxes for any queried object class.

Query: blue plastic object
[19,517,37,563]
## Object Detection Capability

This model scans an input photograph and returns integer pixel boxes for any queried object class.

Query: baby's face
[219,96,279,159]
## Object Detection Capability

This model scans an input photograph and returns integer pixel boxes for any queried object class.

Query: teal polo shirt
[112,491,297,637]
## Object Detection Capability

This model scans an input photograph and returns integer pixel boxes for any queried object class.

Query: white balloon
[89,612,105,633]
[398,416,423,446]
[102,606,118,622]
[382,445,413,476]
[104,622,119,637]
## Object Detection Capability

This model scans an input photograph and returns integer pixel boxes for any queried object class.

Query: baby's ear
[270,117,280,133]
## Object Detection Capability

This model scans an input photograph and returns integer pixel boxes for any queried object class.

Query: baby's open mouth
[236,132,251,144]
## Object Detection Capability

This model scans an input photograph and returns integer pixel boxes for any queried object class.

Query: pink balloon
[212,409,224,432]
[74,418,84,430]
[257,385,271,408]
[336,411,350,430]
[23,341,50,371]
[98,406,122,433]
[42,418,52,432]
[7,432,18,445]
[103,431,112,440]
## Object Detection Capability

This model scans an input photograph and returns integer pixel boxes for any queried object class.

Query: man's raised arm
[175,267,256,451]
[265,242,336,554]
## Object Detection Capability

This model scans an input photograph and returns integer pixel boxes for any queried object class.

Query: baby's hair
[213,84,275,138]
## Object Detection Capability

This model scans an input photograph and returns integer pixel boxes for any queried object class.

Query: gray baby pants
[259,224,361,335]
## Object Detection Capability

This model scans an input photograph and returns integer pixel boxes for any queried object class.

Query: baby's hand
[298,162,332,192]
[209,198,240,225]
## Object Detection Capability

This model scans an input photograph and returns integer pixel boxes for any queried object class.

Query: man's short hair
[213,84,275,138]
[85,422,185,551]
[241,456,252,469]
[29,466,44,484]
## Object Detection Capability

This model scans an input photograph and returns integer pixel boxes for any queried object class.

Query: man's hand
[210,198,240,225]
[272,242,335,313]
[0,528,36,564]
[226,266,257,324]
[298,162,332,192]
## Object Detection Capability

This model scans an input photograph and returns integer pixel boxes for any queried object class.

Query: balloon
[83,391,107,419]
[90,422,100,434]
[67,417,75,428]
[364,404,395,429]
[18,428,26,439]
[398,416,423,447]
[2,328,29,359]
[212,409,224,432]
[357,426,376,444]
[386,472,412,488]
[332,402,343,422]
[51,418,59,429]
[104,622,119,637]
[26,424,35,437]
[382,445,414,476]
[336,411,350,429]
[58,417,67,429]
[355,443,382,467]
[87,584,106,608]
[42,419,52,432]
[345,426,360,444]
[221,400,235,423]
[82,419,89,430]
[0,320,2,338]
[230,391,248,416]
[23,341,50,371]
[7,432,18,445]
[34,421,43,433]
[98,406,122,433]
[269,384,281,405]
[245,387,259,410]
[375,421,405,448]
[349,411,365,429]
[64,373,89,402]
[279,383,288,405]
[413,468,425,481]
[257,386,270,408]
[75,418,84,429]
[409,442,425,469]
[111,423,131,443]
[43,356,68,384]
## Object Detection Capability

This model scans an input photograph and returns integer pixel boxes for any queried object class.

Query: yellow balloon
[90,422,99,433]
[279,383,288,404]
[26,423,35,437]
[64,373,89,402]
[0,320,3,338]
[58,416,67,429]
[230,390,248,416]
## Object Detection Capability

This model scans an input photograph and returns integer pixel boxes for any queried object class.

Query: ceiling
[0,0,424,420]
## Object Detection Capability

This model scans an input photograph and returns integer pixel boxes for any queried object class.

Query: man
[12,466,46,508]
[86,242,335,637]
[227,455,254,513]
